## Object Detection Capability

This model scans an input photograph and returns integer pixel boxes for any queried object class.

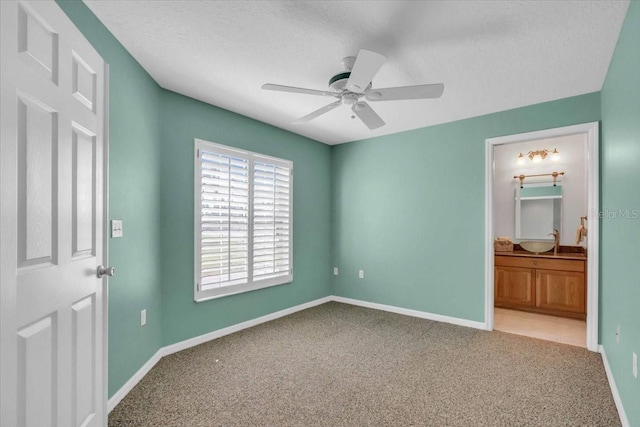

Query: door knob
[97,265,115,278]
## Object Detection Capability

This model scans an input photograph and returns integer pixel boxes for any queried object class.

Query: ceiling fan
[262,49,444,130]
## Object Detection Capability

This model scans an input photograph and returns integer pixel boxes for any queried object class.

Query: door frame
[484,122,600,352]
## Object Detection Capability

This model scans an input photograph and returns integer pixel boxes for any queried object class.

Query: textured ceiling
[84,0,628,145]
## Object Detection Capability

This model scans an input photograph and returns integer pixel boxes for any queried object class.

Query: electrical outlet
[333,267,339,276]
[616,325,620,343]
[633,353,638,379]
[111,219,123,238]
[358,270,364,279]
[141,309,146,326]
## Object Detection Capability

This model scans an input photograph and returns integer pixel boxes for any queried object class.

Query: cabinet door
[536,270,585,313]
[495,266,535,306]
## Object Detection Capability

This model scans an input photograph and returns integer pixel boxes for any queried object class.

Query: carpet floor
[109,302,620,426]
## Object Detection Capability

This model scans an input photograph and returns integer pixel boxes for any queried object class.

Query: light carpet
[109,302,620,426]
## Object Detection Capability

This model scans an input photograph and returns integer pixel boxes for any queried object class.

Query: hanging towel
[575,225,588,245]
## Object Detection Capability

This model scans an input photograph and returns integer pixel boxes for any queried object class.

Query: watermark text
[591,209,639,219]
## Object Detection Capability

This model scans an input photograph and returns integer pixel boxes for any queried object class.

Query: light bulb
[532,154,542,163]
[551,148,560,161]
[517,153,525,165]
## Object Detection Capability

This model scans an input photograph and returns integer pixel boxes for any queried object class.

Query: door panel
[18,2,59,84]
[17,315,56,427]
[72,124,96,258]
[17,92,58,268]
[1,1,107,426]
[71,296,96,426]
[71,52,97,111]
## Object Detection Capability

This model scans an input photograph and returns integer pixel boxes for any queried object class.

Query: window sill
[194,275,293,302]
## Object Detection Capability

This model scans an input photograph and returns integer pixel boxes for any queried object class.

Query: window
[194,139,293,301]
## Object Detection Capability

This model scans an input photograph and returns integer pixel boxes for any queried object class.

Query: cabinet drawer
[495,255,584,272]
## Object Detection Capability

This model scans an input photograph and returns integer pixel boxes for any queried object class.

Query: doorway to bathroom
[484,122,600,352]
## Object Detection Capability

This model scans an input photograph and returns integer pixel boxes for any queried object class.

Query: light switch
[111,220,123,238]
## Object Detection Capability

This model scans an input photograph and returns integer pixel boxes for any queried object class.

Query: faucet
[548,229,560,255]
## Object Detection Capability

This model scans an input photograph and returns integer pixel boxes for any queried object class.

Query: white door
[1,0,108,426]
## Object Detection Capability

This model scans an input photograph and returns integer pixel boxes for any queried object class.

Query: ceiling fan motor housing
[328,72,351,92]
[328,55,371,93]
[328,72,372,94]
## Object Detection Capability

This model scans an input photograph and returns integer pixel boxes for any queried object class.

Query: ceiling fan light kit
[262,49,444,130]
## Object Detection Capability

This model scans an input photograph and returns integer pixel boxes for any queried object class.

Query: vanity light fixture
[516,148,560,165]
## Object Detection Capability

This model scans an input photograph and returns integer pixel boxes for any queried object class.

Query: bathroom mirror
[515,184,562,241]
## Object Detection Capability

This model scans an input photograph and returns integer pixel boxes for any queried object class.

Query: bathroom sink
[519,241,555,254]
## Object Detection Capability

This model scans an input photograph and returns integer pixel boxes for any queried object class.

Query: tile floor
[494,307,586,347]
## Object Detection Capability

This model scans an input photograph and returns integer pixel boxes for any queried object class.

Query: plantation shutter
[195,139,293,302]
[199,149,249,289]
[253,160,291,281]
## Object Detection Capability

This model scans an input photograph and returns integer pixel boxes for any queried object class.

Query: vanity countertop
[495,250,586,260]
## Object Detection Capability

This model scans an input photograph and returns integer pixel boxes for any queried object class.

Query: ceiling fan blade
[292,101,342,124]
[365,83,445,101]
[351,102,385,130]
[262,83,340,98]
[345,49,387,94]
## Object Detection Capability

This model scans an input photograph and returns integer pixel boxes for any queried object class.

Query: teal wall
[57,1,164,398]
[601,1,640,425]
[159,90,332,346]
[331,93,601,322]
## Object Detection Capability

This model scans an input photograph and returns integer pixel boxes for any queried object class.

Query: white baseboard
[107,349,163,413]
[331,296,487,330]
[599,345,630,427]
[108,294,488,412]
[107,296,331,412]
[161,296,332,356]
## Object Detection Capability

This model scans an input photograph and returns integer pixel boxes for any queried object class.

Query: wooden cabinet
[495,255,586,319]
[495,266,535,306]
[537,270,585,314]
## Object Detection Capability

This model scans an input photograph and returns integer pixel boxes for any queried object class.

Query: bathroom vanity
[494,251,586,319]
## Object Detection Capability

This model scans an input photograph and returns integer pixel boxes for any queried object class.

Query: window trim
[193,138,293,302]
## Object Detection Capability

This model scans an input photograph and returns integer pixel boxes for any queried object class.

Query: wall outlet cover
[358,270,364,279]
[141,309,146,326]
[111,219,123,238]
[633,352,638,379]
[333,267,339,276]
